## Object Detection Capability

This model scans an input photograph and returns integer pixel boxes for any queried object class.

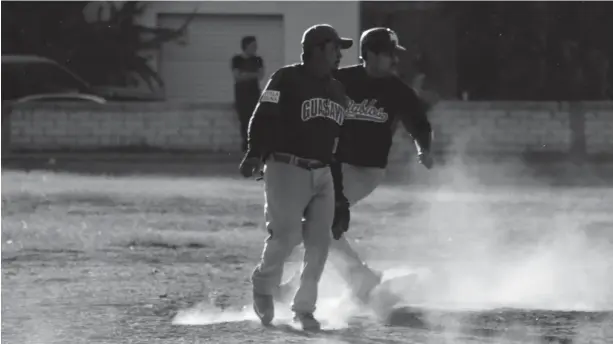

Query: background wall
[139,1,361,77]
[361,2,458,99]
[361,2,613,102]
[8,102,613,162]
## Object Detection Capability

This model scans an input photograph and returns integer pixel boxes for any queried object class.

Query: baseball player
[239,24,353,331]
[278,27,434,306]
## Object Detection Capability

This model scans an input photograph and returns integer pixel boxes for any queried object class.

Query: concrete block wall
[585,110,613,155]
[9,102,243,153]
[7,101,613,160]
[389,102,612,162]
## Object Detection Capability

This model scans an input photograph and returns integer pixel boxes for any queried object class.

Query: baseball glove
[332,198,350,240]
[239,155,262,178]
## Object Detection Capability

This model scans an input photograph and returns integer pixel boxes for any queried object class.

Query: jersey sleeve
[256,56,264,69]
[246,67,288,158]
[395,81,433,155]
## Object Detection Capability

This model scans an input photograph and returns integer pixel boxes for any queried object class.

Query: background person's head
[360,27,406,77]
[241,36,258,56]
[301,24,353,73]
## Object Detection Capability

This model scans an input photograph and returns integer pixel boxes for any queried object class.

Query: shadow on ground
[2,154,242,178]
[383,306,613,343]
[4,153,613,187]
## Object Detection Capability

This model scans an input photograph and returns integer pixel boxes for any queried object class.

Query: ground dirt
[2,158,613,344]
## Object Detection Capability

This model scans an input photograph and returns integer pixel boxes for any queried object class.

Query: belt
[270,153,328,170]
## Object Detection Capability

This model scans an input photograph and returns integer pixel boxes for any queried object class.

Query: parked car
[2,55,107,104]
[2,55,165,103]
[91,85,165,102]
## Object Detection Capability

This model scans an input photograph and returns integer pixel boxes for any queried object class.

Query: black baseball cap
[302,24,353,50]
[360,27,406,55]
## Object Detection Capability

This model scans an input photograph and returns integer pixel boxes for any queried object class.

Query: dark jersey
[333,65,432,168]
[247,64,347,164]
[231,54,264,100]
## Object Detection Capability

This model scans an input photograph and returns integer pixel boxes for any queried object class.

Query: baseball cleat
[369,272,420,318]
[293,312,321,331]
[253,291,274,326]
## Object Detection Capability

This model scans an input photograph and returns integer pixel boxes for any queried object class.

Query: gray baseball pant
[251,158,335,314]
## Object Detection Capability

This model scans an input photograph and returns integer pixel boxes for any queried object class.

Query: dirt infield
[2,162,613,343]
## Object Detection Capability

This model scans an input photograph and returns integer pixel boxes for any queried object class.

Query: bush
[2,1,195,91]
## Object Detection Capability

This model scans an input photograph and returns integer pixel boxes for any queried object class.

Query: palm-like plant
[3,1,196,91]
[66,1,196,90]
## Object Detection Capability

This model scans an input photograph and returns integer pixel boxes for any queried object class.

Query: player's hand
[239,156,262,178]
[332,200,350,240]
[418,152,433,170]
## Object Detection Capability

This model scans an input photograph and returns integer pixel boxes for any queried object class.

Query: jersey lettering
[345,98,389,123]
[300,98,345,125]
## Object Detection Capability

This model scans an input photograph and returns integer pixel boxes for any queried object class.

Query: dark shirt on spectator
[231,54,263,101]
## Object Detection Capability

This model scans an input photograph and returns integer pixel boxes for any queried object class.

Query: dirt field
[2,159,613,344]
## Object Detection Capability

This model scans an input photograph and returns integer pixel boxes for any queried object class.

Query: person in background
[231,36,265,152]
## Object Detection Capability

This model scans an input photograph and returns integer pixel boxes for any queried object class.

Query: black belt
[270,153,328,170]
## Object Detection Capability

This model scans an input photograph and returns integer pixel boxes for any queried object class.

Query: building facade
[138,1,360,103]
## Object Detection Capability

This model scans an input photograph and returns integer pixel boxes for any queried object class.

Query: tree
[2,1,196,90]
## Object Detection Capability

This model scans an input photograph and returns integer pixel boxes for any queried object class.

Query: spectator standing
[231,36,264,152]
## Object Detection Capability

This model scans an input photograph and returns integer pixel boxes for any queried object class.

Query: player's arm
[396,82,433,156]
[331,156,349,206]
[231,55,259,81]
[256,57,265,81]
[330,155,349,239]
[230,56,246,82]
[330,80,351,239]
[245,68,287,159]
[329,80,350,204]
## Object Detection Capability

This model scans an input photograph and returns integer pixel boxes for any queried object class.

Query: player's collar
[302,62,332,79]
[363,64,394,79]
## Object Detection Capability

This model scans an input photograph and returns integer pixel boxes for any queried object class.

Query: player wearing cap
[278,27,434,307]
[239,24,353,331]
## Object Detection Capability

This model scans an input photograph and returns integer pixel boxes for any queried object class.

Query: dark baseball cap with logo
[302,24,353,50]
[360,27,406,56]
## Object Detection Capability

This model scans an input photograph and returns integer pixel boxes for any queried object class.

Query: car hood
[14,93,107,104]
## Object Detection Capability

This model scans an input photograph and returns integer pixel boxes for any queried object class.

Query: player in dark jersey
[239,24,352,331]
[278,27,434,307]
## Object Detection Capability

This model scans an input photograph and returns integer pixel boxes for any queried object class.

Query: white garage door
[158,14,284,102]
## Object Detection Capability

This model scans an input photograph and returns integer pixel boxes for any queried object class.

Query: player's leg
[251,161,313,325]
[277,164,384,303]
[328,163,386,302]
[340,164,385,205]
[329,236,382,302]
[292,166,335,330]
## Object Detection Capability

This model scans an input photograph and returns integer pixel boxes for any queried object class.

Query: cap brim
[338,38,353,50]
[395,44,407,51]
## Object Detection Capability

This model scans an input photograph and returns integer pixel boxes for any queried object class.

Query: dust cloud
[172,294,358,330]
[172,262,362,329]
[366,130,613,313]
[174,130,613,336]
[172,302,257,325]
